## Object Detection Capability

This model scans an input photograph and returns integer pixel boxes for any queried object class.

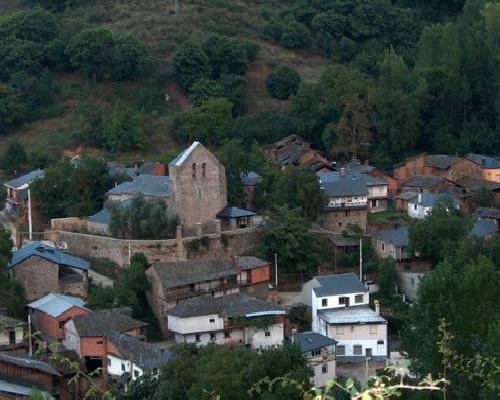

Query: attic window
[192,163,196,178]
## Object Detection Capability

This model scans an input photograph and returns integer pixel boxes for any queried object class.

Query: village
[0,136,499,399]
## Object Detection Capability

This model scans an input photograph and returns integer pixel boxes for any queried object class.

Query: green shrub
[266,66,301,100]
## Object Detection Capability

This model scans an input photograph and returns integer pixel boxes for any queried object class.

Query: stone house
[455,176,500,199]
[146,256,270,334]
[105,332,172,388]
[167,293,286,349]
[319,178,368,233]
[291,332,337,388]
[3,169,44,225]
[393,154,462,183]
[240,171,261,211]
[301,273,388,360]
[8,242,90,301]
[319,169,389,213]
[400,175,452,193]
[64,309,147,372]
[465,154,500,182]
[0,316,24,351]
[217,206,256,230]
[474,207,500,229]
[373,226,410,261]
[28,293,89,341]
[107,175,170,202]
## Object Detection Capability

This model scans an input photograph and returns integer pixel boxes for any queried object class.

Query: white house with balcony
[167,293,285,350]
[301,273,388,361]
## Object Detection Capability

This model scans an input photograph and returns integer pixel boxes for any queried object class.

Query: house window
[414,204,417,210]
[336,326,344,335]
[311,349,321,357]
[190,283,195,292]
[336,345,345,355]
[353,345,362,355]
[322,363,328,374]
[210,333,216,341]
[96,340,103,345]
[202,163,207,177]
[121,363,126,372]
[338,222,342,228]
[369,325,378,334]
[224,331,230,339]
[265,331,271,337]
[381,243,385,251]
[209,318,215,323]
[355,294,363,304]
[344,210,349,217]
[371,199,377,207]
[411,278,415,286]
[339,297,349,306]
[377,340,385,345]
[195,334,201,342]
[134,370,139,378]
[192,163,197,178]
[321,298,328,307]
[107,358,111,367]
[153,368,158,376]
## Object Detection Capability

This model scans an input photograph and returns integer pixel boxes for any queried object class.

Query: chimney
[417,193,422,204]
[340,167,346,177]
[374,299,380,315]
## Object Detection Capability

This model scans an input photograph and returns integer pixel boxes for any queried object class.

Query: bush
[266,66,301,100]
[103,101,147,152]
[173,41,212,90]
[279,20,311,49]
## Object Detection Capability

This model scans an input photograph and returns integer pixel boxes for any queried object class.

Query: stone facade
[168,142,227,227]
[321,208,368,234]
[9,256,88,301]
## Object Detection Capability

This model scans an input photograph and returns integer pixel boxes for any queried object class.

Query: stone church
[167,141,228,227]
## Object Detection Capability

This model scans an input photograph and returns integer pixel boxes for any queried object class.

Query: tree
[202,35,250,78]
[173,41,212,90]
[120,373,158,400]
[111,33,149,80]
[108,195,179,240]
[280,20,311,49]
[0,83,27,133]
[408,201,472,264]
[270,167,325,222]
[266,66,301,100]
[189,79,225,106]
[179,98,234,145]
[103,101,147,152]
[262,205,324,274]
[472,188,497,208]
[32,156,112,219]
[377,258,398,299]
[1,140,27,173]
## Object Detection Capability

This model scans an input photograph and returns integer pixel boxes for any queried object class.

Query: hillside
[0,0,329,162]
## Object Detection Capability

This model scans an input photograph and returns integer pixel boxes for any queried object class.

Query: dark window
[224,331,230,339]
[190,284,195,292]
[192,163,196,178]
[134,370,139,378]
[153,368,158,375]
[96,340,103,345]
[311,349,321,357]
[322,363,328,374]
[202,163,207,177]
[371,199,377,207]
[265,331,271,337]
[321,298,328,307]
[107,358,111,367]
[377,340,385,345]
[353,345,362,355]
[121,363,126,372]
[339,297,350,306]
[195,334,201,342]
[336,345,345,355]
[344,210,349,216]
[338,222,342,227]
[209,318,215,323]
[355,294,363,304]
[210,333,216,341]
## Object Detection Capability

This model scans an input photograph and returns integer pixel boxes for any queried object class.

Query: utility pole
[28,186,33,241]
[28,314,33,356]
[274,253,278,288]
[175,0,179,15]
[359,237,363,282]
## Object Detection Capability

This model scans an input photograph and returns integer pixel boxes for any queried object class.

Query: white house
[407,193,459,219]
[292,332,337,388]
[167,293,286,350]
[302,273,388,360]
[106,332,171,388]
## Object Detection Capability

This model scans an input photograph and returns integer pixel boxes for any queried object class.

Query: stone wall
[321,208,368,234]
[46,228,263,267]
[10,256,59,301]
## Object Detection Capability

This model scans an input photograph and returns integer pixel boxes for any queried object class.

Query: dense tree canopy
[266,66,302,100]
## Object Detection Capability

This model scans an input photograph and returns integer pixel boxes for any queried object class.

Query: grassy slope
[0,0,329,161]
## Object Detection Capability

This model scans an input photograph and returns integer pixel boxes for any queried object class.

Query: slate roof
[424,155,459,170]
[328,234,360,248]
[408,193,458,208]
[88,198,133,224]
[0,353,61,376]
[240,171,261,186]
[168,141,202,167]
[319,171,386,187]
[455,176,500,192]
[8,241,90,271]
[466,153,500,168]
[401,175,443,188]
[106,333,172,370]
[321,178,369,197]
[470,219,498,237]
[4,169,44,189]
[167,293,285,318]
[475,207,500,220]
[0,315,23,329]
[273,134,303,148]
[71,310,147,336]
[217,206,256,218]
[28,293,86,318]
[312,273,368,297]
[318,305,387,325]
[374,226,409,247]
[107,175,170,198]
[0,379,34,396]
[292,332,337,352]
[151,257,268,289]
[396,191,418,200]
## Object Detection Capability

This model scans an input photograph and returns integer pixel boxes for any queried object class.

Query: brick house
[292,332,337,388]
[8,242,90,301]
[28,293,89,341]
[167,293,286,349]
[64,309,147,372]
[319,177,368,233]
[3,169,44,225]
[146,256,270,334]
